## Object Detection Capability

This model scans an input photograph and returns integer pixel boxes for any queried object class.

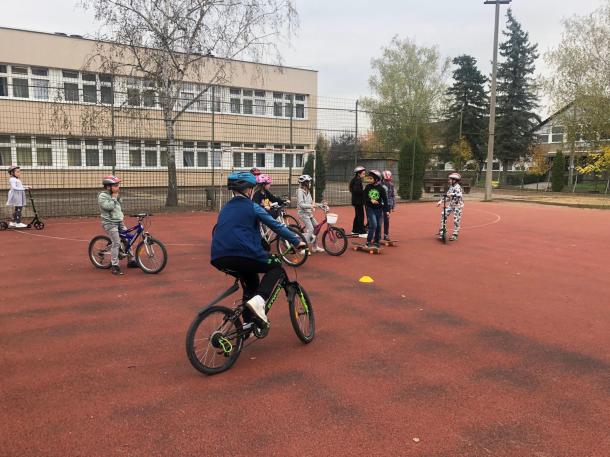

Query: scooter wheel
[34,222,45,230]
[0,221,8,231]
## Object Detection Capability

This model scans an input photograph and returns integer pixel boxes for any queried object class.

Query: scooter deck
[379,239,398,246]
[352,243,382,254]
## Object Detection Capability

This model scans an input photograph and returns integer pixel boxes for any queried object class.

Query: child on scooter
[437,172,464,241]
[6,166,29,228]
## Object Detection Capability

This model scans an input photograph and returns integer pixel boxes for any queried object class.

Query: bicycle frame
[119,221,145,252]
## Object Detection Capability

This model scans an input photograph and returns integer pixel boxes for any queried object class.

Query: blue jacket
[211,195,301,263]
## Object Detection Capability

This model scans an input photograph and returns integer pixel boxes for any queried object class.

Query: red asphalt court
[1,202,609,457]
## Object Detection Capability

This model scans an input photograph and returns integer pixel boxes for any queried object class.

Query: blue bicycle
[88,213,168,274]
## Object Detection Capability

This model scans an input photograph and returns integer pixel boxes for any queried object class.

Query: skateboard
[352,242,382,254]
[379,239,398,247]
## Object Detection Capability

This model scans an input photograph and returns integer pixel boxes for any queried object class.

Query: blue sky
[1,0,606,114]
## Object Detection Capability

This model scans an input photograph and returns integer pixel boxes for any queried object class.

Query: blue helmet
[227,171,257,191]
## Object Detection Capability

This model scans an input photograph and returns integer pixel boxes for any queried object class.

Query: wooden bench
[423,177,472,194]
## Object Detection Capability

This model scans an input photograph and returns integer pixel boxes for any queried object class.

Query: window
[197,95,208,112]
[99,74,112,84]
[16,137,32,166]
[179,91,193,110]
[127,88,141,107]
[295,154,303,167]
[36,137,52,166]
[129,140,142,166]
[243,99,253,115]
[142,89,156,107]
[274,153,283,168]
[12,78,29,98]
[82,73,96,82]
[230,98,241,114]
[256,153,265,167]
[196,149,207,167]
[551,126,564,143]
[102,140,115,167]
[296,104,305,118]
[160,141,168,167]
[254,90,265,98]
[0,77,7,97]
[285,153,293,168]
[183,141,194,167]
[233,151,242,167]
[85,140,99,166]
[255,99,266,115]
[145,141,157,167]
[0,65,6,73]
[230,88,241,96]
[284,103,293,117]
[101,86,113,104]
[537,134,549,144]
[83,84,97,103]
[213,96,221,112]
[273,92,283,99]
[243,90,253,97]
[12,66,28,75]
[64,83,79,102]
[274,102,283,117]
[295,94,305,101]
[32,79,49,100]
[244,152,253,167]
[67,139,82,166]
[0,135,11,165]
[62,70,78,79]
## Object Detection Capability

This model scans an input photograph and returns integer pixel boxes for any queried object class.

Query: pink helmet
[382,170,392,181]
[256,173,272,184]
[448,172,461,181]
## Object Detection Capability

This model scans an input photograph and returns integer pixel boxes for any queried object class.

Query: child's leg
[365,207,377,243]
[13,206,22,223]
[383,211,390,238]
[439,207,453,232]
[300,214,315,244]
[102,222,121,266]
[373,209,382,243]
[453,207,462,235]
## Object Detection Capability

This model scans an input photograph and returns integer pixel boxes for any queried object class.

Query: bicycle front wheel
[276,227,308,267]
[322,227,348,256]
[289,284,315,343]
[283,214,302,231]
[135,237,168,273]
[186,306,244,375]
[88,235,112,269]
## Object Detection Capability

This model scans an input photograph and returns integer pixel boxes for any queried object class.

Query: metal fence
[0,80,403,217]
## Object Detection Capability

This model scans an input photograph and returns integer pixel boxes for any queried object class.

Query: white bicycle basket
[326,213,338,225]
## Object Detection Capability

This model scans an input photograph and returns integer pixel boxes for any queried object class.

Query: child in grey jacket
[296,175,324,253]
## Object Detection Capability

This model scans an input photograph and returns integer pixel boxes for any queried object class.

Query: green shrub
[551,152,566,192]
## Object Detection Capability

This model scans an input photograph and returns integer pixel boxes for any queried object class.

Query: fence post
[111,75,116,176]
[290,101,294,201]
[354,100,359,167]
[211,85,216,210]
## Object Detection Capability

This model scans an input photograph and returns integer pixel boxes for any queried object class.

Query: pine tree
[445,55,488,168]
[314,136,328,203]
[551,151,566,192]
[398,138,426,200]
[495,9,540,183]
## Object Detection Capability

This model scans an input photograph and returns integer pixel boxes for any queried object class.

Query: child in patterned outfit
[437,172,464,241]
[6,166,29,228]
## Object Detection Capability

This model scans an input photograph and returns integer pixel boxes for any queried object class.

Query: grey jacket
[98,191,124,223]
[296,187,314,216]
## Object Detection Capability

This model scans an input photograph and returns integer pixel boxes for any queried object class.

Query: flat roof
[0,26,318,73]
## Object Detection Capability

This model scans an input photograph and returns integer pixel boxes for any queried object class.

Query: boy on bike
[98,176,137,276]
[211,172,306,324]
[437,172,464,241]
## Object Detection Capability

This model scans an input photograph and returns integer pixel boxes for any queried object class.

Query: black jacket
[349,176,365,205]
[364,182,388,209]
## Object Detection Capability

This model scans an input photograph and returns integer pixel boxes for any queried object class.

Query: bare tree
[81,0,297,206]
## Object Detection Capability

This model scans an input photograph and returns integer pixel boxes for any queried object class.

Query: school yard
[1,201,609,457]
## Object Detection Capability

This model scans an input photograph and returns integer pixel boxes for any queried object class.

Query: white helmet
[298,174,312,183]
[448,172,461,181]
[354,166,365,174]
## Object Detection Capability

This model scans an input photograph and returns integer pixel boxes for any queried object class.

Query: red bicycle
[290,203,348,256]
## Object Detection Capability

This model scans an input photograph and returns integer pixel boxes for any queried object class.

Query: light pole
[483,0,511,201]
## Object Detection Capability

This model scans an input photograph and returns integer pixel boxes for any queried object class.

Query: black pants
[13,206,22,224]
[352,204,366,234]
[211,257,286,301]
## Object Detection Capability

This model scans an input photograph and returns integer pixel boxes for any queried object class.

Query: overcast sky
[1,0,606,115]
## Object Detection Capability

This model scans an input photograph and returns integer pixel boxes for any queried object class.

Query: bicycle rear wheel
[88,235,112,269]
[186,306,244,375]
[276,227,308,267]
[288,284,315,343]
[283,214,302,231]
[135,237,168,273]
[322,227,348,256]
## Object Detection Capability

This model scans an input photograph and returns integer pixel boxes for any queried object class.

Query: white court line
[11,230,206,246]
[460,209,502,229]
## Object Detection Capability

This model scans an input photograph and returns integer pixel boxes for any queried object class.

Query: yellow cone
[359,276,374,283]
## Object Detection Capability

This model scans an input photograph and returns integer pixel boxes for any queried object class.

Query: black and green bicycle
[185,265,315,375]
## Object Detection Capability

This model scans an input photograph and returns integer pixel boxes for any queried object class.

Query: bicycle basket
[326,213,338,225]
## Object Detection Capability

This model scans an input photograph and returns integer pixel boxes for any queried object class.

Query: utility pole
[483,0,511,201]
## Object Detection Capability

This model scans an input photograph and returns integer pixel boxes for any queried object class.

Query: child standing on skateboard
[437,172,464,241]
[364,170,388,248]
[381,170,396,241]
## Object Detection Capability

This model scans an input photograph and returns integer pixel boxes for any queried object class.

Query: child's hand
[436,201,442,207]
[371,199,378,205]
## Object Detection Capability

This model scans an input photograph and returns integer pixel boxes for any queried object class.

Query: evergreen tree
[398,137,426,200]
[495,9,541,183]
[445,55,488,168]
[551,151,566,192]
[303,137,328,203]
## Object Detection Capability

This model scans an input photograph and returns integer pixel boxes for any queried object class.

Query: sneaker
[111,265,124,276]
[365,242,374,249]
[8,222,16,227]
[450,234,458,241]
[127,260,139,268]
[245,295,268,324]
[383,235,391,241]
[15,223,28,228]
[314,246,325,253]
[374,242,380,248]
[358,233,368,239]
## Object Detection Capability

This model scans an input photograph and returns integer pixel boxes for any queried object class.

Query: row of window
[0,64,309,119]
[536,125,565,144]
[0,136,308,169]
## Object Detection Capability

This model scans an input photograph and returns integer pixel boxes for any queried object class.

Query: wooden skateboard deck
[379,239,398,247]
[352,243,382,254]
